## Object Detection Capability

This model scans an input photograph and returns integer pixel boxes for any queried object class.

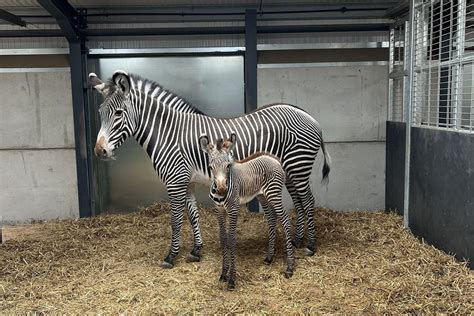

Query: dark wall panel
[385,121,406,215]
[409,127,474,268]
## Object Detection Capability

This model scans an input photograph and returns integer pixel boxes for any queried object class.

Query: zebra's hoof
[186,253,201,263]
[227,279,235,290]
[219,274,227,282]
[304,246,315,256]
[292,237,304,248]
[284,270,293,279]
[160,261,174,269]
[264,257,273,265]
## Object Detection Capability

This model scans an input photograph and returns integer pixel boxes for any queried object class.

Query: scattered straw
[1,204,473,314]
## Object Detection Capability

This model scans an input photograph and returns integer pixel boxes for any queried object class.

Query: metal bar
[69,42,92,218]
[427,1,434,125]
[258,61,388,68]
[388,26,395,121]
[0,23,390,38]
[88,47,245,55]
[245,9,259,213]
[403,0,417,229]
[86,43,390,56]
[257,42,390,50]
[403,20,410,121]
[37,0,82,42]
[0,48,69,55]
[454,0,466,130]
[0,9,27,27]
[0,67,70,73]
[0,29,64,37]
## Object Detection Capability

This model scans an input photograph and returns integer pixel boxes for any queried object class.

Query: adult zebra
[89,70,331,268]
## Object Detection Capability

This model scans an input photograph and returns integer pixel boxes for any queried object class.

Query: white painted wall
[0,70,79,223]
[258,65,387,211]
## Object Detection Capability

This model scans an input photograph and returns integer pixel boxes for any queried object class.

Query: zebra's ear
[222,133,236,152]
[88,73,106,94]
[199,135,213,153]
[112,70,131,97]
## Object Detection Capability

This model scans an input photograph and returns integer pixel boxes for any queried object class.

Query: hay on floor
[1,204,473,314]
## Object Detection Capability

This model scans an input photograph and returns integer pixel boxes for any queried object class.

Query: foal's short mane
[236,152,280,164]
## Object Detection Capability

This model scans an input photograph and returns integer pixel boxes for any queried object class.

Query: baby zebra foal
[200,134,294,289]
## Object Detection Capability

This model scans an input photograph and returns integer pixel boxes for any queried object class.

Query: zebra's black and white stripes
[89,70,331,268]
[200,134,294,289]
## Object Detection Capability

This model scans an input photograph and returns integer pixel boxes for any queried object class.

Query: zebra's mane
[127,73,205,115]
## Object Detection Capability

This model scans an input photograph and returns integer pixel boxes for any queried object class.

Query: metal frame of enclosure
[386,0,473,267]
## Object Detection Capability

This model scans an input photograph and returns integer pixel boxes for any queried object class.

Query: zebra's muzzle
[94,136,113,160]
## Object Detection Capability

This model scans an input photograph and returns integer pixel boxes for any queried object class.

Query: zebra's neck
[129,75,202,117]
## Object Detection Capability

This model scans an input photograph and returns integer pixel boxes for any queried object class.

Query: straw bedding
[1,204,473,314]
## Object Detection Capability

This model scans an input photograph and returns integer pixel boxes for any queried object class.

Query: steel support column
[245,9,259,212]
[38,0,93,218]
[69,42,93,218]
[403,0,416,228]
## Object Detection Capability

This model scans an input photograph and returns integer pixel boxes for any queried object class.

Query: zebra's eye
[115,110,123,117]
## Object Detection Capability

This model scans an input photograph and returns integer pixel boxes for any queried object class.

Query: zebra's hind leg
[294,181,316,256]
[258,196,276,265]
[266,191,294,278]
[285,179,305,248]
[185,185,203,262]
[161,185,187,269]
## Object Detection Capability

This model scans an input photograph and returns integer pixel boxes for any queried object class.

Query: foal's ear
[222,133,236,152]
[199,135,214,153]
[88,73,107,95]
[112,70,131,97]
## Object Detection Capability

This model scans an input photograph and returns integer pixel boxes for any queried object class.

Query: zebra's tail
[320,133,331,185]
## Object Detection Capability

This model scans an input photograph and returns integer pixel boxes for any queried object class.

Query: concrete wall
[258,64,387,211]
[0,70,79,223]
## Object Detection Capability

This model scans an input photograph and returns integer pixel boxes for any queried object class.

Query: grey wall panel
[0,149,79,223]
[308,141,385,211]
[385,121,405,215]
[257,65,387,143]
[409,127,474,268]
[277,142,386,211]
[258,63,387,210]
[0,70,79,223]
[0,71,75,149]
[90,55,245,212]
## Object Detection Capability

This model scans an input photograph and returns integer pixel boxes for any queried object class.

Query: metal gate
[411,0,473,132]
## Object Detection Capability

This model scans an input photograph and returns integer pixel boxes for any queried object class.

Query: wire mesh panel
[411,0,474,132]
[389,20,409,122]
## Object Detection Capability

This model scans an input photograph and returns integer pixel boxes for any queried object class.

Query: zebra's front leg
[226,208,238,290]
[185,185,203,262]
[161,185,187,269]
[258,195,276,265]
[216,207,228,282]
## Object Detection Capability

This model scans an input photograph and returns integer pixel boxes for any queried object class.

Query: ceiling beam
[37,0,83,42]
[0,9,26,27]
[0,22,390,38]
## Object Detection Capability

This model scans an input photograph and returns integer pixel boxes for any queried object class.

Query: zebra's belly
[190,170,211,186]
[239,190,262,205]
